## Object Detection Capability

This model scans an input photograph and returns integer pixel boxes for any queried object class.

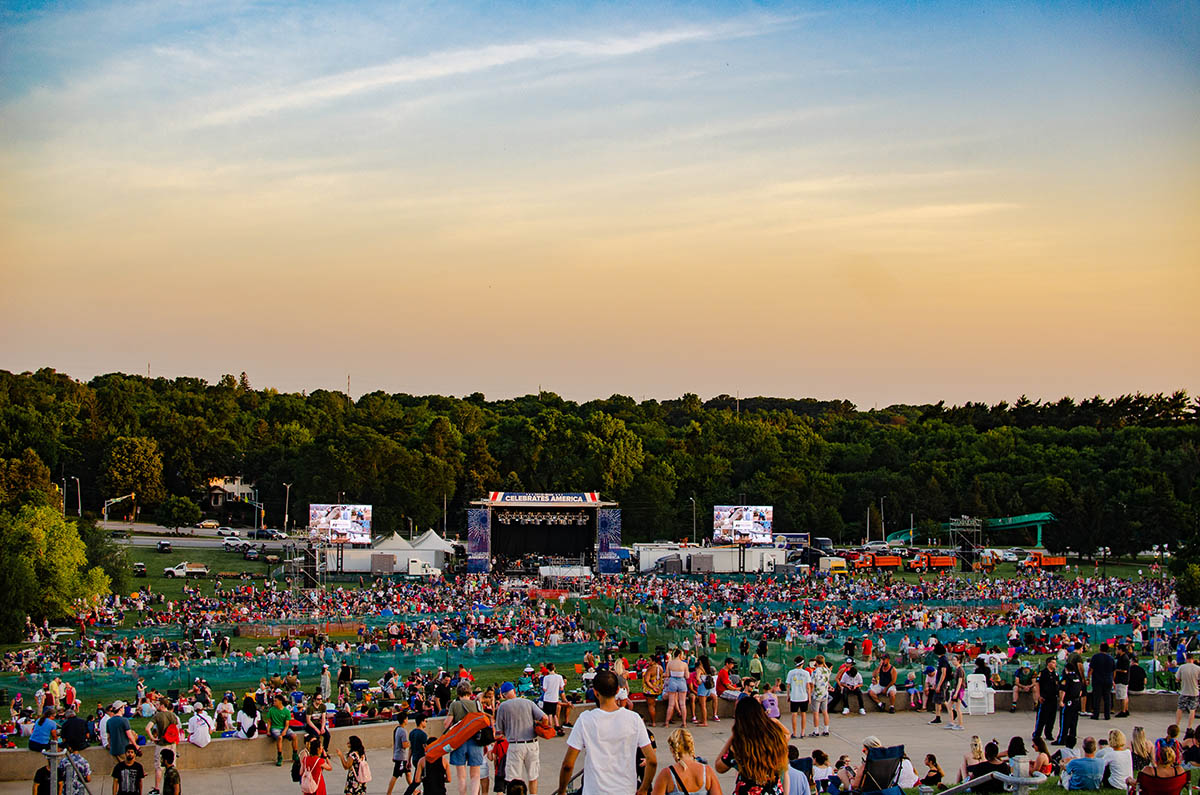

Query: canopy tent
[374,532,414,551]
[412,530,456,553]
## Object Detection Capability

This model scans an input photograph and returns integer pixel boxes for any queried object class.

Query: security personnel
[1057,653,1084,747]
[1033,657,1059,742]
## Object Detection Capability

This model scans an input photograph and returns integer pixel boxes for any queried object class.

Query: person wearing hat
[105,703,139,760]
[1011,660,1036,713]
[320,664,332,700]
[496,681,551,794]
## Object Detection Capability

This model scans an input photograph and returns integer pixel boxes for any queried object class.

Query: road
[100,521,292,550]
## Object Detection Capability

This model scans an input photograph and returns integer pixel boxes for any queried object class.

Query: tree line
[0,368,1196,560]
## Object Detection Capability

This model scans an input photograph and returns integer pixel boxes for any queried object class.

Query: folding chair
[860,744,904,795]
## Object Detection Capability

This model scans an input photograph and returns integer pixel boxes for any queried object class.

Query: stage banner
[467,509,491,573]
[487,492,600,503]
[597,508,622,574]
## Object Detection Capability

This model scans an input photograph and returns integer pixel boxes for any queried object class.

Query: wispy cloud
[198,21,782,127]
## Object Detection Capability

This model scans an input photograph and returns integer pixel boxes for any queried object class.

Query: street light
[879,496,887,541]
[283,483,292,532]
[71,476,81,516]
[688,496,696,545]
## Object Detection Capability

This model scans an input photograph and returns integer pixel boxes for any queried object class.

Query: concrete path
[4,707,1179,794]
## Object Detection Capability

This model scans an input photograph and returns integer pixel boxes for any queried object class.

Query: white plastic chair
[965,673,989,715]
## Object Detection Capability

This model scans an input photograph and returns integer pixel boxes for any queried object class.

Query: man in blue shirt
[1061,737,1104,790]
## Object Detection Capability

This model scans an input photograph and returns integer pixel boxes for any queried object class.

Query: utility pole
[443,493,447,535]
[72,476,81,516]
[283,483,292,532]
[688,496,697,544]
[61,478,67,516]
[879,496,887,540]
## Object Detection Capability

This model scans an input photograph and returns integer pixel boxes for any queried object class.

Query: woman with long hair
[336,735,368,795]
[1030,737,1052,776]
[1005,736,1026,761]
[650,728,723,795]
[715,697,790,794]
[1126,743,1186,794]
[664,649,690,727]
[920,754,945,788]
[957,736,985,783]
[645,655,665,727]
[1130,726,1153,773]
[300,735,333,795]
[697,655,720,723]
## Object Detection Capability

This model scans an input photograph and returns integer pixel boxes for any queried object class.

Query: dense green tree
[0,506,110,641]
[99,436,166,508]
[155,495,202,533]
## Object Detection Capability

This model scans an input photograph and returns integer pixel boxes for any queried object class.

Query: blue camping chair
[860,745,904,795]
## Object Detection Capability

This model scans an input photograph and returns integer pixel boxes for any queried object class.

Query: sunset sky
[2,1,1197,406]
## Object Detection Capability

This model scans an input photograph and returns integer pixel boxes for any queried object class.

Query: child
[905,672,923,710]
[506,782,528,795]
[759,681,781,719]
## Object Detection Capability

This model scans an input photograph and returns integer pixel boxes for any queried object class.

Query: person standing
[1057,654,1084,748]
[321,665,333,701]
[1033,657,1060,743]
[1087,643,1116,721]
[300,736,333,795]
[105,702,139,761]
[335,735,369,795]
[785,655,811,738]
[112,744,146,795]
[944,655,967,731]
[663,650,689,727]
[495,681,549,794]
[1174,651,1200,729]
[928,645,952,726]
[147,695,180,795]
[560,671,656,795]
[1113,644,1132,718]
[541,663,567,735]
[810,655,831,737]
[159,749,180,795]
[642,657,664,728]
[386,713,411,795]
[447,682,485,795]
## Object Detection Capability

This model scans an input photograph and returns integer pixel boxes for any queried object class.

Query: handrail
[550,768,586,795]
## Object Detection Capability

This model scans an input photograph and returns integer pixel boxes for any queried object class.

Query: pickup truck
[163,562,210,578]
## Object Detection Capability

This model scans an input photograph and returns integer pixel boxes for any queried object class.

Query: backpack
[163,722,180,744]
[355,755,372,783]
[300,760,320,794]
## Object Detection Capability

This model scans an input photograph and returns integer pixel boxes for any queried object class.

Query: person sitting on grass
[1061,737,1104,791]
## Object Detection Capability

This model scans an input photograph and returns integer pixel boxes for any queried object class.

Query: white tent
[374,532,414,551]
[411,529,455,553]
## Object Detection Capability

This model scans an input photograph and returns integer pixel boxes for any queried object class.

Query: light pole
[71,476,81,516]
[879,496,887,541]
[61,478,67,516]
[688,496,696,544]
[282,482,292,532]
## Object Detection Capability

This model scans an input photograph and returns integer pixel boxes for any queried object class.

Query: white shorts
[1114,683,1129,700]
[869,684,897,696]
[617,688,628,701]
[506,741,540,783]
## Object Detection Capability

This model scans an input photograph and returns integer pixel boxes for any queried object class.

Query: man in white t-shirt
[541,663,569,735]
[785,655,812,738]
[560,670,656,795]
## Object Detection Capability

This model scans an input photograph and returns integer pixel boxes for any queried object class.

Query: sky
[2,0,1198,407]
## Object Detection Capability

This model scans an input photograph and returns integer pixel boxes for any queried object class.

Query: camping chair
[860,745,904,795]
[1129,772,1189,795]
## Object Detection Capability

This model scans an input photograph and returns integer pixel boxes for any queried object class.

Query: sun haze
[2,1,1197,404]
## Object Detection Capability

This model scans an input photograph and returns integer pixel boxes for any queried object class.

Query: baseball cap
[524,666,534,673]
[499,682,516,695]
[111,701,126,710]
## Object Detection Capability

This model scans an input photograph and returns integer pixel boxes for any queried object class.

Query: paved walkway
[5,708,1180,794]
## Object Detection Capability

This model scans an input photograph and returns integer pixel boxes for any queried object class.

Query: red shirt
[716,668,735,695]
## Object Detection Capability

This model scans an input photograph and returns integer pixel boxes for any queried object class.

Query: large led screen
[713,505,773,544]
[308,504,372,544]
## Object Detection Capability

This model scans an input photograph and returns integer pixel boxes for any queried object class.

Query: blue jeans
[450,739,484,767]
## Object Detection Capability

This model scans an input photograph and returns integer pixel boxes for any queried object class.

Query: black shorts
[393,759,410,777]
[790,700,808,713]
[543,700,559,711]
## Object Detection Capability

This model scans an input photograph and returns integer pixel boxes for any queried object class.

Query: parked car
[216,527,239,537]
[1006,547,1029,562]
[223,538,250,552]
[156,540,172,553]
[198,519,220,529]
[132,562,147,577]
[248,528,286,540]
[243,546,261,561]
[863,540,890,552]
[109,529,131,540]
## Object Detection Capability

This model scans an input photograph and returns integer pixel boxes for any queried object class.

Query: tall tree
[99,436,166,507]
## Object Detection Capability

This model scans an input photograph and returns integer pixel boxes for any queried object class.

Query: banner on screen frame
[467,509,491,573]
[597,509,622,574]
[487,492,600,504]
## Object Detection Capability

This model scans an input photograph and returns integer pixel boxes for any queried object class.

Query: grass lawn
[122,546,275,603]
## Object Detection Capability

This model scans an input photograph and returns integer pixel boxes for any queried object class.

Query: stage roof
[472,491,617,508]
